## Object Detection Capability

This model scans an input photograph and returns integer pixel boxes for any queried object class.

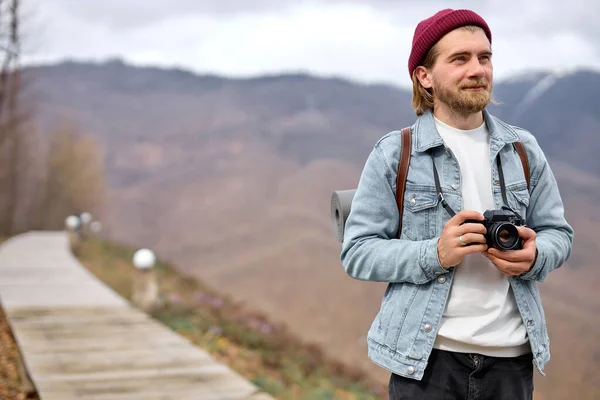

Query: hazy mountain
[489,69,600,175]
[24,60,600,399]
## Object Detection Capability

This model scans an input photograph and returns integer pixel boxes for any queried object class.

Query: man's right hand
[437,210,488,268]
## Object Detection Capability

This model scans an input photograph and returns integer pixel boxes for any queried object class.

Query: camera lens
[490,222,521,250]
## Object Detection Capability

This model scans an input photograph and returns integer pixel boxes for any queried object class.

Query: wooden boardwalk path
[0,231,274,400]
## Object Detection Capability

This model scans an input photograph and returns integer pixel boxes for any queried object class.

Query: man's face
[426,28,493,116]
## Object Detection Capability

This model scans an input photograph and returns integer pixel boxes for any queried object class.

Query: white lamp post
[79,212,93,238]
[65,215,80,231]
[64,215,81,252]
[80,212,92,226]
[132,248,159,313]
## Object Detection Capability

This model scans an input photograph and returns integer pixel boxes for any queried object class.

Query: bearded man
[340,9,574,400]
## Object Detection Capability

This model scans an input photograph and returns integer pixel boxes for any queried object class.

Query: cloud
[20,0,600,88]
[27,0,295,30]
[31,0,600,42]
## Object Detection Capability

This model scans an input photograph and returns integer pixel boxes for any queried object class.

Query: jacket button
[424,324,432,333]
[410,198,416,206]
[407,366,415,375]
[438,276,446,283]
[451,184,458,190]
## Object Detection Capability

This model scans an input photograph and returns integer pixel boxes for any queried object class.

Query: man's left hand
[484,226,537,276]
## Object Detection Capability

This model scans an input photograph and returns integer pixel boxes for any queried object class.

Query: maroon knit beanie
[408,9,492,78]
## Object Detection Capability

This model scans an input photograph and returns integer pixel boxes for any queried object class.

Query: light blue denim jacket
[340,109,574,380]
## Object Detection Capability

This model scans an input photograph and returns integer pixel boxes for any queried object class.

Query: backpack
[395,127,530,239]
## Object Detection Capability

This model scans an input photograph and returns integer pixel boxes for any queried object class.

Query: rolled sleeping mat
[331,189,356,242]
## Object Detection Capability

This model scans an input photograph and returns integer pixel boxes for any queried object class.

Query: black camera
[465,208,525,251]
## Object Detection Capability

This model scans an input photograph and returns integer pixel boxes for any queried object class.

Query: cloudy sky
[20,0,600,88]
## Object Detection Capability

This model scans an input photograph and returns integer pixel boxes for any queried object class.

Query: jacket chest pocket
[506,184,530,223]
[401,190,440,240]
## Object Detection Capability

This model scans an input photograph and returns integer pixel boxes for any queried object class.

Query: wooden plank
[8,310,152,326]
[40,393,268,400]
[12,319,174,338]
[0,266,93,278]
[16,335,193,355]
[243,395,279,400]
[38,367,256,400]
[7,306,148,320]
[33,365,260,400]
[13,321,193,351]
[0,285,128,308]
[23,347,214,375]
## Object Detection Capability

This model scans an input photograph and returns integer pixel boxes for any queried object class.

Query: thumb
[517,226,536,240]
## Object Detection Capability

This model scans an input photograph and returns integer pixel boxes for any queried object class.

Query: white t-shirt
[432,116,530,357]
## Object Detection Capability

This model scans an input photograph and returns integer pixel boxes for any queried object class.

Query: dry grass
[0,235,39,400]
[0,306,39,400]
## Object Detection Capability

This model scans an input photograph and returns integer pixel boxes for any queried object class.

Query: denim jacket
[340,109,574,380]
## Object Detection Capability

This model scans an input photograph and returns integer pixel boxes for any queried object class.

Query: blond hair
[411,25,495,116]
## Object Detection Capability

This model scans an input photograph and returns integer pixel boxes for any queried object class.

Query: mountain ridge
[25,57,600,86]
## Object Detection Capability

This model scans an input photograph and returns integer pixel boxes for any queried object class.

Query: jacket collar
[413,108,521,152]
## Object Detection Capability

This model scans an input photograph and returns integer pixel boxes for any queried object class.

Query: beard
[433,76,492,116]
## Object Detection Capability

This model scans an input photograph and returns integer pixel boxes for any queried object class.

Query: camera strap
[495,153,510,208]
[430,153,457,218]
[429,150,511,218]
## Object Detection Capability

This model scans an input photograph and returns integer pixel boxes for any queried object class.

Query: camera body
[465,208,525,251]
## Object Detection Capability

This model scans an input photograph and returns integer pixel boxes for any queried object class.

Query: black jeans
[388,349,534,400]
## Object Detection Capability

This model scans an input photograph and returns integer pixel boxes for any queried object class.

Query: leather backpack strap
[396,127,412,239]
[512,142,530,192]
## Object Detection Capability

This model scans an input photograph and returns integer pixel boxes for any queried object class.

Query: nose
[467,58,486,79]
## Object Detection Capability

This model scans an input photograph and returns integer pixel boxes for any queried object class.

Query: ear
[414,66,433,89]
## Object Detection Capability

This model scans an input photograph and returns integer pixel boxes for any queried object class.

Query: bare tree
[0,1,107,236]
[0,0,22,235]
[37,119,107,230]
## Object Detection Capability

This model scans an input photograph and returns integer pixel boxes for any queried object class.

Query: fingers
[458,232,487,245]
[485,254,509,275]
[438,210,487,268]
[460,243,488,254]
[487,248,518,261]
[447,210,484,227]
[487,246,536,263]
[458,223,487,236]
[485,253,514,276]
[484,252,530,276]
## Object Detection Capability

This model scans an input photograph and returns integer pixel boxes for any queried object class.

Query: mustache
[460,80,490,89]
